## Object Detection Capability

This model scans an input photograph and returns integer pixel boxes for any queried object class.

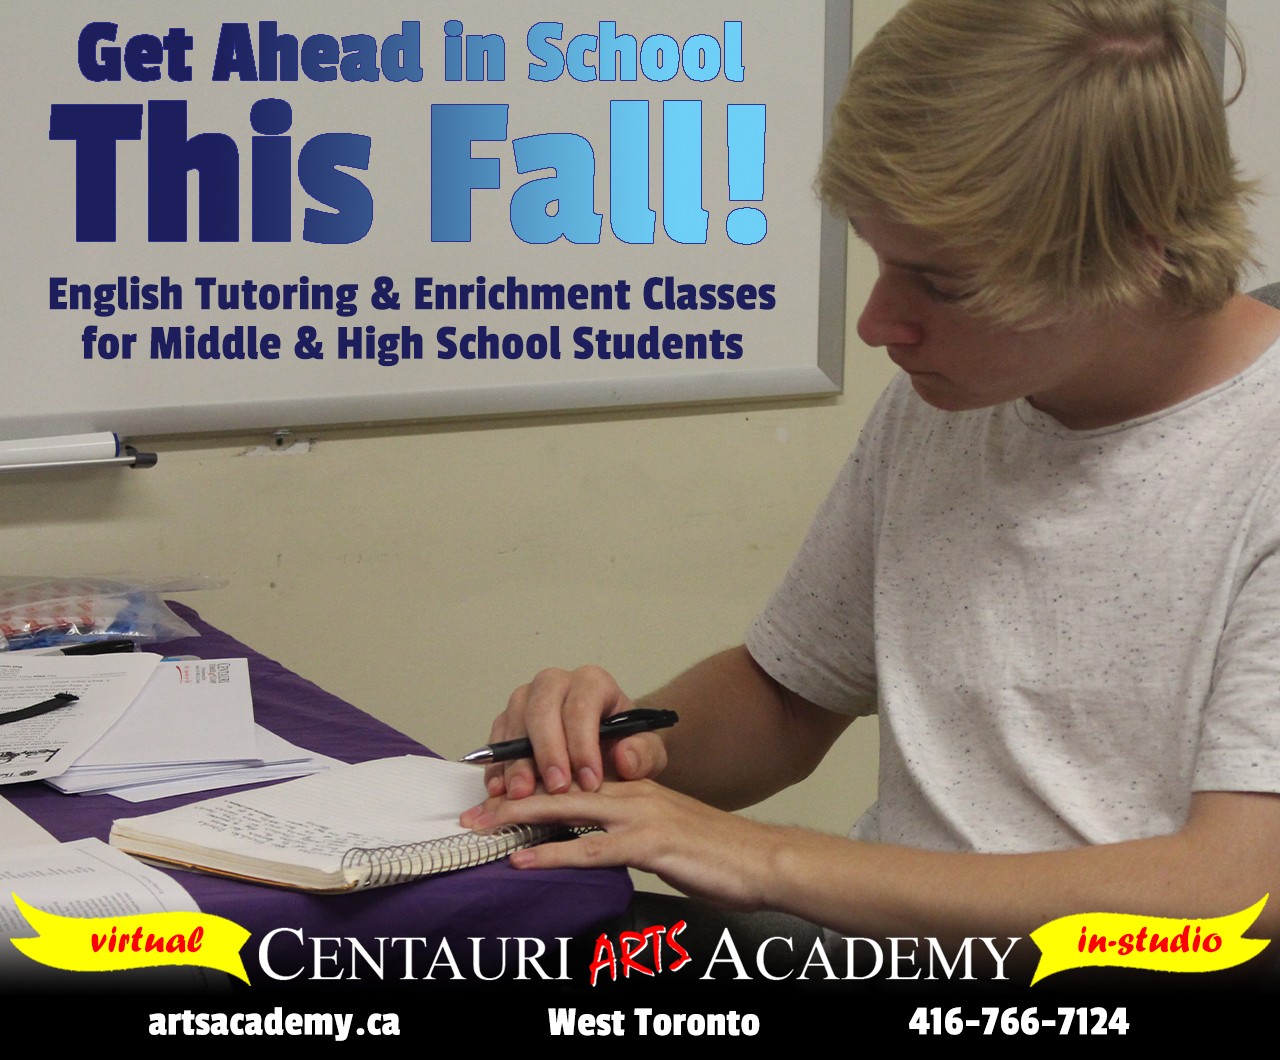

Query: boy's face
[853,216,1122,426]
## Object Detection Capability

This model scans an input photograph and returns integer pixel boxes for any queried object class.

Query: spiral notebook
[108,755,556,892]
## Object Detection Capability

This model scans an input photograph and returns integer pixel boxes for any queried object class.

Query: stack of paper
[0,653,163,784]
[0,654,334,800]
[44,658,336,800]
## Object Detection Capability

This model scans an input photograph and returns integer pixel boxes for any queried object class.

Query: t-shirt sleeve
[1195,477,1280,794]
[744,391,894,717]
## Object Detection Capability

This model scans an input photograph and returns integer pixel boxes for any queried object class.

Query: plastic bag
[0,576,216,651]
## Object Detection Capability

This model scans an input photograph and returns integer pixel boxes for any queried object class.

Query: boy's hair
[819,0,1255,326]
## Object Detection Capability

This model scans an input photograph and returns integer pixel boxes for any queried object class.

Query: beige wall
[0,0,904,892]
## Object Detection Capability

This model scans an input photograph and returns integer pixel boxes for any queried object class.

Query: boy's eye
[919,277,970,304]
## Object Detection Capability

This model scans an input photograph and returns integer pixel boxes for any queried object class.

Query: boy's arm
[472,781,1280,944]
[479,646,852,808]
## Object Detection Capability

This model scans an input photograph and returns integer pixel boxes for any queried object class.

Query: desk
[3,603,632,983]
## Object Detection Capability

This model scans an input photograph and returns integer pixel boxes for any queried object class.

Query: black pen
[0,693,79,726]
[459,708,679,765]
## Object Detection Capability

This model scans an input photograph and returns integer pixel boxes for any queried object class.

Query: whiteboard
[1226,0,1280,284]
[3,2,849,436]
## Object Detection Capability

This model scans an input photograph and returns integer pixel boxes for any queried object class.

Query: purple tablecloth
[4,603,631,983]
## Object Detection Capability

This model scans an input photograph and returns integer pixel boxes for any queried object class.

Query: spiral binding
[339,823,559,889]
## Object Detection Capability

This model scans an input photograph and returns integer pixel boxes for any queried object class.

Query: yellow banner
[1030,894,1270,985]
[9,894,250,983]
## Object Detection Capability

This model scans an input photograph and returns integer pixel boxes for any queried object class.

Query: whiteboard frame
[4,2,850,437]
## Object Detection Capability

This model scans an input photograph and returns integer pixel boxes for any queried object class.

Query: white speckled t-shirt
[746,341,1280,853]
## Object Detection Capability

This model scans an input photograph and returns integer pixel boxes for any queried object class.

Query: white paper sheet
[86,728,339,801]
[0,654,161,783]
[63,658,257,769]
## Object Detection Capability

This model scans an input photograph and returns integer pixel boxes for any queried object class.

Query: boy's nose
[857,277,924,348]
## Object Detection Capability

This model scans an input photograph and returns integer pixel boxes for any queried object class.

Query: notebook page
[111,756,489,882]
